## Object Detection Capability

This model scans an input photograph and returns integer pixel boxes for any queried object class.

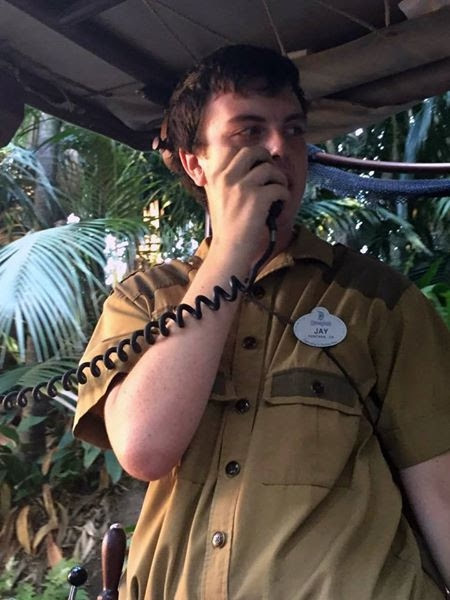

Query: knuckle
[222,170,233,186]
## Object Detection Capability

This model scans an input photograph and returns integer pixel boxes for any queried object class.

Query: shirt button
[211,531,226,548]
[311,380,325,396]
[225,461,241,477]
[242,336,257,349]
[251,284,265,299]
[235,398,250,414]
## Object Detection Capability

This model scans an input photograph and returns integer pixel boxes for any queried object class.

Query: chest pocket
[254,368,363,487]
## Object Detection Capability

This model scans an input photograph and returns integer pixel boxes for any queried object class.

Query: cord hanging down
[0,202,282,411]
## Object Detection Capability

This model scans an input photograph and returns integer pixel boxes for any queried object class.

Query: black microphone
[266,200,284,235]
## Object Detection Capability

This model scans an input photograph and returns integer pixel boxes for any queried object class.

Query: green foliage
[0,359,122,502]
[145,151,205,258]
[420,281,450,327]
[52,125,155,221]
[0,358,78,396]
[298,196,430,262]
[0,219,145,365]
[0,114,144,522]
[0,144,61,235]
[315,93,450,274]
[0,411,122,502]
[0,558,88,600]
[0,93,448,550]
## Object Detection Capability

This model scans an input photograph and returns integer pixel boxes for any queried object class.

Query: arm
[104,248,250,481]
[104,146,290,481]
[400,450,450,588]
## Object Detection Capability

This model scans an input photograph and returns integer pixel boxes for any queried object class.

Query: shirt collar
[288,225,334,267]
[194,225,334,280]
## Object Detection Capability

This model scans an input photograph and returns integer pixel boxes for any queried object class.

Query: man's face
[194,85,308,231]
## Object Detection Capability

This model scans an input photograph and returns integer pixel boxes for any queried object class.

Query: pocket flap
[265,368,361,415]
[210,371,238,403]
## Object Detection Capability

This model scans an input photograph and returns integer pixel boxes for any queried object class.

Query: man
[74,45,450,599]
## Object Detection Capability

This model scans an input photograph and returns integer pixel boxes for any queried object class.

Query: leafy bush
[0,412,122,504]
[0,559,88,600]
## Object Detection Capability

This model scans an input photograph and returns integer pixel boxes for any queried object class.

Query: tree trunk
[19,113,62,459]
[32,112,62,227]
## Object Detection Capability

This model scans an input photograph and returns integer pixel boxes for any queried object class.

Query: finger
[221,146,272,184]
[245,161,288,188]
[254,182,291,206]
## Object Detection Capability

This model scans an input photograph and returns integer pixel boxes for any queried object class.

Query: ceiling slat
[4,0,176,105]
[58,0,127,26]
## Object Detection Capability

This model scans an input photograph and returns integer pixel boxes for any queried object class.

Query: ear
[178,149,207,187]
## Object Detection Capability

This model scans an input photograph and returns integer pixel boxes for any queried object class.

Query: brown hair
[161,44,307,204]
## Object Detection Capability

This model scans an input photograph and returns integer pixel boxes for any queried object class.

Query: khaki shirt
[74,227,450,599]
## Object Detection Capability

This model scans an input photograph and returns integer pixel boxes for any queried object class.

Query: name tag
[293,307,347,348]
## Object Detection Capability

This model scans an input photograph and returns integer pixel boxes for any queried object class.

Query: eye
[285,123,306,137]
[233,125,264,141]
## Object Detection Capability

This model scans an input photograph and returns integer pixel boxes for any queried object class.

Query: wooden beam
[24,85,155,150]
[10,63,155,149]
[0,71,24,146]
[58,0,127,26]
[4,0,176,105]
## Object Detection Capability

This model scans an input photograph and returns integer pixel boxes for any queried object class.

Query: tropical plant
[0,114,146,566]
[0,557,89,600]
[143,151,204,259]
[316,92,450,278]
[0,91,449,582]
[0,219,145,365]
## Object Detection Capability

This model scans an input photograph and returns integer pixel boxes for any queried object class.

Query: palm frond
[56,134,156,220]
[0,358,77,394]
[403,98,435,162]
[433,197,450,224]
[299,196,432,266]
[0,145,61,229]
[145,152,204,257]
[0,218,145,364]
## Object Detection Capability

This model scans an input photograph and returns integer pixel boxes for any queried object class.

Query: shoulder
[112,257,200,304]
[327,243,412,311]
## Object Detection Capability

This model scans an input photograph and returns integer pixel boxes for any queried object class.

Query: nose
[264,128,286,159]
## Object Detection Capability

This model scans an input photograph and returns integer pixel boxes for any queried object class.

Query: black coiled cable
[0,201,283,411]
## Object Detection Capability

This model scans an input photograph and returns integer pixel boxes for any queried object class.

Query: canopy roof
[0,0,449,148]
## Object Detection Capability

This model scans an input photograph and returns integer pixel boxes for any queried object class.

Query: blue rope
[307,145,450,200]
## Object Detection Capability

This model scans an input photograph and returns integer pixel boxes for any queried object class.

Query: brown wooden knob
[97,523,126,600]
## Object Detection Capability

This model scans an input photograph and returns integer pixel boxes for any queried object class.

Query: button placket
[225,460,241,477]
[251,284,265,299]
[211,531,227,548]
[203,279,272,600]
[242,335,257,350]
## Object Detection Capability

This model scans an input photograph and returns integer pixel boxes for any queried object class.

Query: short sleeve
[73,287,154,448]
[372,284,450,469]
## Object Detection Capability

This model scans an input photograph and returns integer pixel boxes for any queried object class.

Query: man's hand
[204,146,290,263]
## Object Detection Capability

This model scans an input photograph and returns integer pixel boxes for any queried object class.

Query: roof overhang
[0,0,449,148]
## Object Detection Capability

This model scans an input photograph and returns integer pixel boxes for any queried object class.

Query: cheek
[292,149,308,185]
[200,147,239,182]
[294,138,307,159]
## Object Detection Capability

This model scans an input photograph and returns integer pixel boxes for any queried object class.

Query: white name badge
[293,307,347,348]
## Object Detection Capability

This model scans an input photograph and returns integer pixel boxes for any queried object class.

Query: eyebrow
[227,112,306,125]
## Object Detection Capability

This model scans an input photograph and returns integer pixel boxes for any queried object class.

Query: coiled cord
[0,201,283,411]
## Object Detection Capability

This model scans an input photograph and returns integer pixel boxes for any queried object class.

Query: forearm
[400,453,450,588]
[413,494,450,588]
[415,496,450,588]
[104,246,252,481]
